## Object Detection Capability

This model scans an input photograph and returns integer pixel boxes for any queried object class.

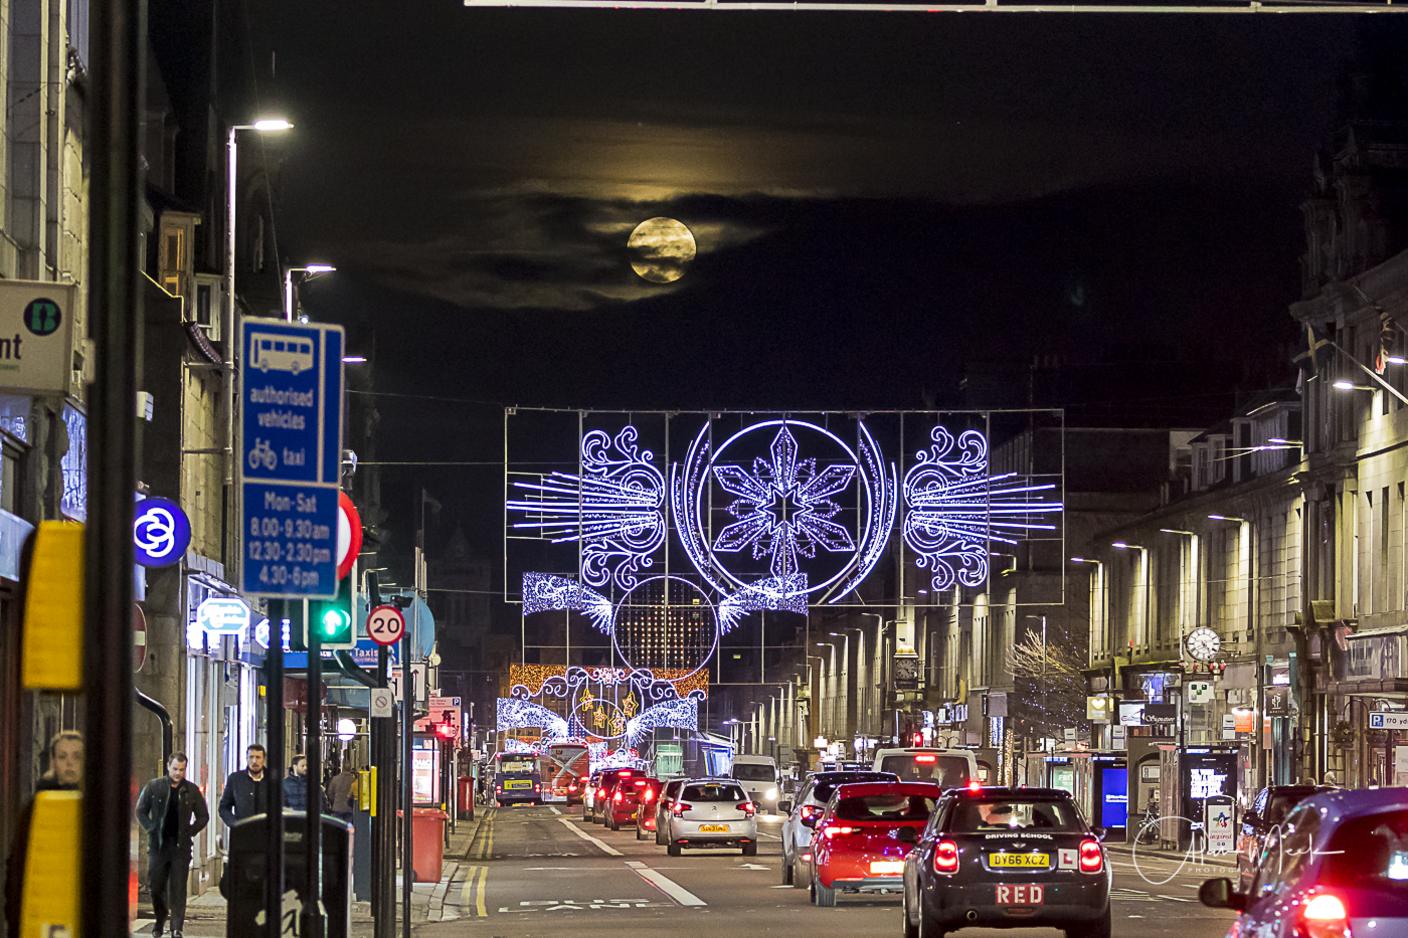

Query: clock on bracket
[1185,626,1222,662]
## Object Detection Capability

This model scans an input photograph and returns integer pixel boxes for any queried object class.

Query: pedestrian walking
[135,752,210,938]
[217,743,269,898]
[4,731,84,936]
[326,762,358,824]
[283,754,309,812]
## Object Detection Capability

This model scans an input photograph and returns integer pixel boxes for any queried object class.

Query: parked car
[664,778,758,856]
[809,780,940,907]
[605,776,660,831]
[731,754,786,814]
[1201,787,1408,938]
[585,768,639,824]
[902,786,1112,937]
[872,747,976,788]
[652,778,689,845]
[780,770,897,886]
[1236,784,1335,891]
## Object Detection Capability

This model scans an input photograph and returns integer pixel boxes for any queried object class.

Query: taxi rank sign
[239,319,344,598]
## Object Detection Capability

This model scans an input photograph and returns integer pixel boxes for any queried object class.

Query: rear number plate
[504,781,531,790]
[699,824,730,832]
[870,861,905,875]
[996,884,1045,905]
[989,853,1050,868]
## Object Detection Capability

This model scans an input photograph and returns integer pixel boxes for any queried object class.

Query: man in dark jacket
[135,752,210,938]
[218,743,269,828]
[283,755,309,811]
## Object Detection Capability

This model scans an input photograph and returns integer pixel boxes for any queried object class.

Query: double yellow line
[461,808,495,917]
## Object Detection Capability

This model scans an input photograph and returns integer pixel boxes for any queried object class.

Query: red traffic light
[911,732,924,747]
[434,722,457,741]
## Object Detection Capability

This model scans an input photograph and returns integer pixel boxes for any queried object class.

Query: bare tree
[1005,627,1088,746]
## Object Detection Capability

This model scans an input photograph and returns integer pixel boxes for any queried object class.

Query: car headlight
[766,787,779,800]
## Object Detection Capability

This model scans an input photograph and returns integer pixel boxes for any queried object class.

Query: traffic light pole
[402,628,413,938]
[305,610,325,938]
[266,601,286,937]
[83,1,143,932]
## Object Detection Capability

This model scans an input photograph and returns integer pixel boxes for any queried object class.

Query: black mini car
[901,786,1112,938]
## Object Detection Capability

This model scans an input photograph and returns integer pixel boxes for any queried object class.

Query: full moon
[627,217,697,284]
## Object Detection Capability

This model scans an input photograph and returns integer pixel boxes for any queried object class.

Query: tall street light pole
[224,117,291,515]
[1072,558,1106,744]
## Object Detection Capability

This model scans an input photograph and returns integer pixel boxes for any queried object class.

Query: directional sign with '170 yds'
[239,319,344,598]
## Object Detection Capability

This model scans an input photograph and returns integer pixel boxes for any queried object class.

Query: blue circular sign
[133,497,191,568]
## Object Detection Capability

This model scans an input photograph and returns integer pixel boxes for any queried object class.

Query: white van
[730,754,784,814]
[871,747,977,788]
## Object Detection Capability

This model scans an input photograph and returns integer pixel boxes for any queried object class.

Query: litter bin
[400,807,449,882]
[226,811,353,938]
[458,776,476,819]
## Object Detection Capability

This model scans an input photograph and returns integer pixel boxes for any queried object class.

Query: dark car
[1201,787,1408,937]
[902,786,1112,938]
[1236,784,1335,890]
[585,768,640,824]
[605,775,659,831]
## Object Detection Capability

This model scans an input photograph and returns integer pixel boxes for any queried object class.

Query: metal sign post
[239,317,344,936]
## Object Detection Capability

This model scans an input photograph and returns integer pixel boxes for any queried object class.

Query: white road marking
[556,816,623,856]
[626,860,708,907]
[738,863,770,870]
[549,806,562,815]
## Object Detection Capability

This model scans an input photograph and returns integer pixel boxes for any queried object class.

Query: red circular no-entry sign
[337,491,363,580]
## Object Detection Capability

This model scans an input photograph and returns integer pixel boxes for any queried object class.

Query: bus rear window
[877,754,969,786]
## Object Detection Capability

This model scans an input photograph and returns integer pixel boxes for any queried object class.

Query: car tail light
[822,825,858,839]
[1300,892,1351,938]
[1078,838,1104,874]
[738,802,756,816]
[799,804,821,822]
[613,791,623,804]
[672,802,692,817]
[635,779,648,787]
[966,781,981,793]
[915,754,937,764]
[534,783,540,792]
[643,788,656,802]
[934,839,959,875]
[620,770,633,777]
[597,788,607,799]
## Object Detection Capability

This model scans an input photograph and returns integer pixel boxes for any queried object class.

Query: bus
[493,752,542,806]
[540,742,592,804]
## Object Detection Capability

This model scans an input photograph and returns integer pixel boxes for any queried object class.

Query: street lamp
[283,263,336,322]
[1112,542,1151,656]
[1207,514,1245,523]
[1332,380,1374,392]
[224,117,292,491]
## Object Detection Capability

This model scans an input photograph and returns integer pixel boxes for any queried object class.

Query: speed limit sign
[366,604,406,646]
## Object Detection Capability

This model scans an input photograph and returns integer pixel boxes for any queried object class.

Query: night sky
[246,5,1392,565]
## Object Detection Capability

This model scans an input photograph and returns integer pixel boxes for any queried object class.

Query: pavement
[132,807,1241,936]
[132,816,479,936]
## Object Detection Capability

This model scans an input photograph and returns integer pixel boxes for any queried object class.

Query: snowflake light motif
[507,426,664,591]
[712,424,857,580]
[902,425,1062,592]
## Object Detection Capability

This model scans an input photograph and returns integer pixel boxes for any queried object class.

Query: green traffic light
[321,609,350,636]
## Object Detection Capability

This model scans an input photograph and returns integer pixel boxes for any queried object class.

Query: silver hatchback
[665,779,758,856]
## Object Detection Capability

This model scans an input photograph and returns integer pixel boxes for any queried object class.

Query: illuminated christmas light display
[902,425,1063,591]
[522,572,806,678]
[498,663,705,749]
[507,411,1062,603]
[674,418,895,603]
[507,426,665,591]
[495,697,570,738]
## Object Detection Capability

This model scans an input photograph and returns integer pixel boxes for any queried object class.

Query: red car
[808,780,941,907]
[605,775,660,831]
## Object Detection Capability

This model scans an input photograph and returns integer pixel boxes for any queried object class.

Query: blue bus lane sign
[239,319,344,599]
